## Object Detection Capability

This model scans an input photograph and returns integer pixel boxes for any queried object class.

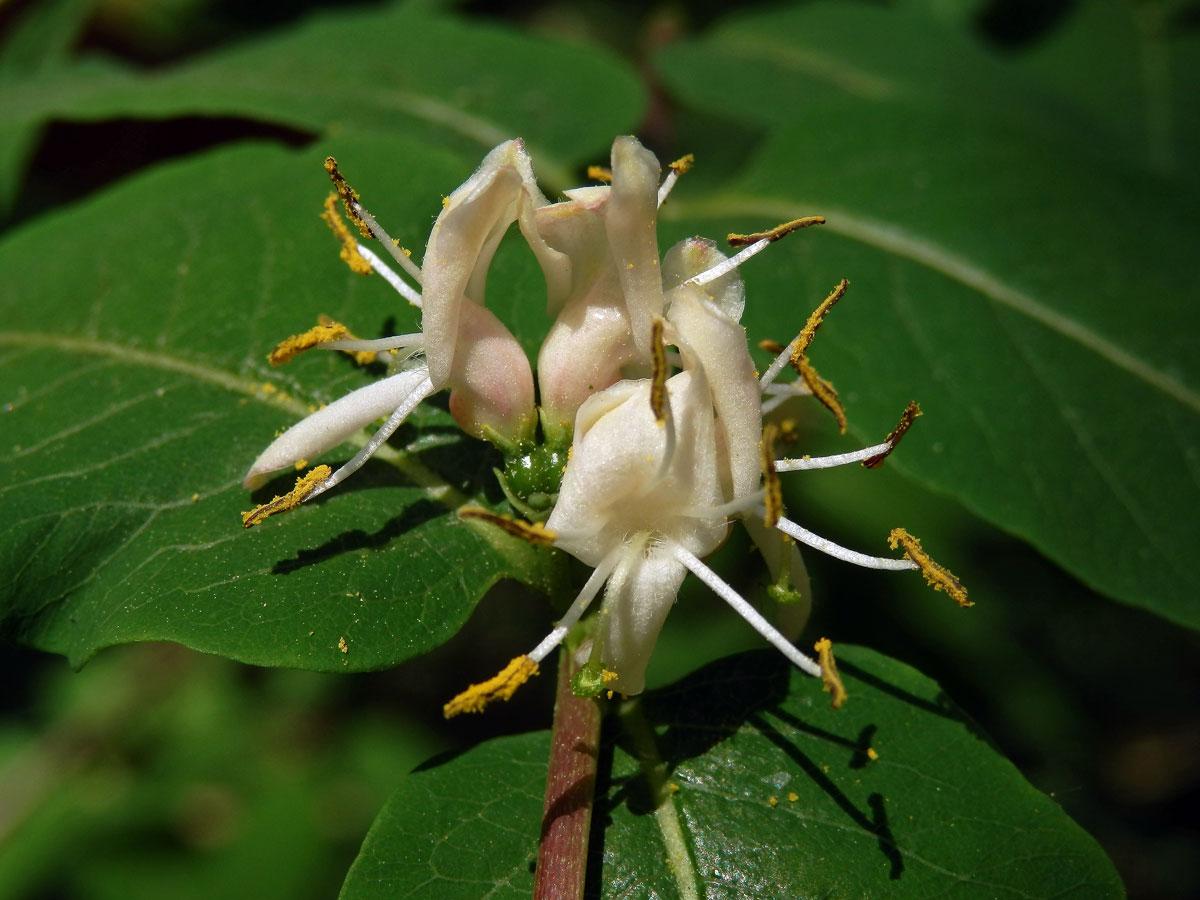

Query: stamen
[813,637,848,709]
[727,216,825,248]
[686,240,769,287]
[314,314,377,366]
[443,655,539,718]
[792,278,849,362]
[353,243,423,308]
[761,424,782,528]
[320,193,372,275]
[309,375,435,498]
[671,544,822,678]
[776,442,892,472]
[459,507,559,547]
[268,321,350,366]
[587,165,612,183]
[758,338,785,354]
[656,153,694,207]
[760,381,812,415]
[324,157,371,238]
[241,465,332,528]
[759,336,802,390]
[794,357,847,434]
[863,402,921,469]
[527,550,621,664]
[887,528,971,606]
[316,332,424,356]
[774,512,918,571]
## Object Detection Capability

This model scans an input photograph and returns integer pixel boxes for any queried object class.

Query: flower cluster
[240,137,969,715]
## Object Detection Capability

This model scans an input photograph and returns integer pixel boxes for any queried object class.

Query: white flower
[242,142,543,524]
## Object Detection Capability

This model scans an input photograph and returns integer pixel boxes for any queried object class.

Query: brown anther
[727,216,825,248]
[762,423,783,528]
[863,402,922,468]
[888,528,971,607]
[793,357,847,434]
[324,156,372,238]
[241,465,332,528]
[459,507,558,547]
[649,318,668,425]
[814,637,848,709]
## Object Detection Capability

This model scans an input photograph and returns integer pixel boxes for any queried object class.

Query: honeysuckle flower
[241,142,543,524]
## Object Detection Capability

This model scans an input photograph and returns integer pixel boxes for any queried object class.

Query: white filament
[775,442,892,472]
[773,512,917,571]
[354,243,423,308]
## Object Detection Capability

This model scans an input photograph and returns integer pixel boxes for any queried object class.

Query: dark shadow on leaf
[584,724,616,900]
[837,658,970,727]
[748,711,904,880]
[271,497,444,574]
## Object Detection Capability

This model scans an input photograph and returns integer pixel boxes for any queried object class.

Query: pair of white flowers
[241,136,968,714]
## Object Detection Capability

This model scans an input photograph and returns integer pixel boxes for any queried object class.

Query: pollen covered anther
[888,527,971,607]
[241,465,332,528]
[267,322,350,366]
[324,156,372,238]
[459,506,558,547]
[727,216,825,248]
[863,402,922,469]
[794,357,847,434]
[443,655,539,718]
[814,637,848,709]
[668,154,694,174]
[649,318,669,425]
[320,193,372,275]
[792,278,849,362]
[761,423,783,528]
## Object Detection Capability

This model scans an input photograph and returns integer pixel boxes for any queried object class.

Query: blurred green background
[1,0,1198,898]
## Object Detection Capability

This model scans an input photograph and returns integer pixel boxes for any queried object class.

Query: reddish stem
[532,649,602,900]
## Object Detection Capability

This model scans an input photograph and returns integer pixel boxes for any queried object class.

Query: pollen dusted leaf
[0,136,568,670]
[339,648,1122,899]
[656,6,1200,633]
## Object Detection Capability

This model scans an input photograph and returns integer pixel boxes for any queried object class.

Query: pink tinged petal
[445,302,535,442]
[597,538,689,696]
[421,140,541,390]
[666,286,762,500]
[242,366,431,490]
[606,136,664,361]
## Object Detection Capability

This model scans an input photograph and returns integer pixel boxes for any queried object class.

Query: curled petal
[606,136,664,361]
[242,366,431,490]
[662,237,745,322]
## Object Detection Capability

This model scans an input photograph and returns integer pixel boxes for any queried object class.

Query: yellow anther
[458,507,558,547]
[727,216,825,248]
[649,318,668,425]
[267,321,349,366]
[668,153,694,174]
[887,528,971,607]
[587,165,613,183]
[813,637,848,710]
[792,279,848,362]
[443,655,539,718]
[324,157,371,239]
[320,193,372,275]
[761,423,783,528]
[794,357,847,434]
[863,401,922,469]
[241,465,332,528]
[758,338,786,354]
[316,314,376,366]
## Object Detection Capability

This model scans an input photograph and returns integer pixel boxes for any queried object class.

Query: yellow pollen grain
[728,216,825,248]
[814,637,848,710]
[320,192,372,275]
[768,796,778,807]
[863,401,922,469]
[324,157,371,238]
[241,465,332,528]
[443,655,539,718]
[191,493,200,503]
[867,747,879,761]
[294,458,308,470]
[761,424,782,528]
[888,528,971,607]
[267,322,349,366]
[787,792,799,802]
[261,382,278,394]
[458,507,558,547]
[602,669,619,684]
[338,636,348,654]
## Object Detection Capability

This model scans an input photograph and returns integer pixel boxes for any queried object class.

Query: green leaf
[0,134,567,670]
[655,4,1200,631]
[0,3,645,193]
[340,649,1122,898]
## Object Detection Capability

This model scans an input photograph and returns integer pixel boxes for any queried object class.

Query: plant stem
[533,648,601,900]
